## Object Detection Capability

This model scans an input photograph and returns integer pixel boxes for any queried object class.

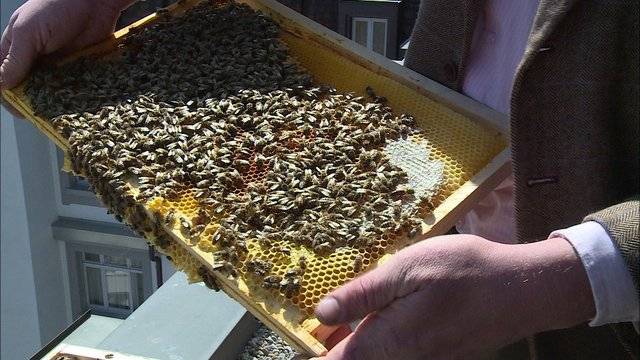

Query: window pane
[105,270,131,309]
[372,21,386,55]
[104,254,128,267]
[353,20,368,47]
[86,267,104,306]
[133,273,145,308]
[84,252,100,263]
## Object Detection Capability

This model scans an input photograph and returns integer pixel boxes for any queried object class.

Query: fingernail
[316,296,340,324]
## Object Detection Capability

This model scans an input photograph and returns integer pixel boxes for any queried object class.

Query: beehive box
[2,0,510,356]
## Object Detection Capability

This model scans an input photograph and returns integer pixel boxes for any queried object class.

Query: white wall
[1,4,41,360]
[1,114,42,359]
[2,114,72,360]
[14,118,70,344]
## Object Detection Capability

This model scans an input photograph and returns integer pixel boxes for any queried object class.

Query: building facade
[277,0,420,60]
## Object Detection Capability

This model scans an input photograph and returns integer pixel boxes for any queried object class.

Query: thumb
[315,257,409,326]
[1,30,38,90]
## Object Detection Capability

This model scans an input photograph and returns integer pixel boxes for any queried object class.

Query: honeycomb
[135,13,506,316]
[146,187,405,315]
[139,138,460,317]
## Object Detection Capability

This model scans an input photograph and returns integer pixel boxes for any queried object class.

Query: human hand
[0,0,134,90]
[313,235,595,360]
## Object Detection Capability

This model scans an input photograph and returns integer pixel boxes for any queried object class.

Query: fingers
[1,23,38,90]
[1,10,19,67]
[320,312,401,360]
[315,258,408,326]
[57,15,116,56]
[324,325,352,350]
[1,27,11,62]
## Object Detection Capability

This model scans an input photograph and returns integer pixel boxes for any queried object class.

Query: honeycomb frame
[2,0,510,356]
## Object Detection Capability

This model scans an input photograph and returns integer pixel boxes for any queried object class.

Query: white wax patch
[383,139,444,200]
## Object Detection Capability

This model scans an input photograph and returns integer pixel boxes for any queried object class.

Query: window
[351,17,388,56]
[81,252,147,317]
[65,241,154,319]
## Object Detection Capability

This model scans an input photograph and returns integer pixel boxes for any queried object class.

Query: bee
[408,226,420,239]
[179,217,190,234]
[263,275,282,289]
[223,261,238,277]
[235,240,248,253]
[280,277,300,297]
[353,255,363,272]
[164,209,176,226]
[189,224,206,243]
[233,159,251,171]
[285,267,303,278]
[314,242,332,255]
[198,266,220,291]
[279,246,291,256]
[196,179,211,188]
[193,208,209,226]
[298,256,307,270]
[247,259,272,276]
[365,86,376,98]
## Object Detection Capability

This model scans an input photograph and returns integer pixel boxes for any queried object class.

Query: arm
[1,0,136,90]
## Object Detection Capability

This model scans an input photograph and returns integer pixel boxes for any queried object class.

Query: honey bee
[263,275,282,289]
[285,267,303,278]
[223,261,238,277]
[279,246,291,256]
[198,266,220,291]
[408,226,419,239]
[247,259,272,276]
[280,277,301,297]
[189,224,206,243]
[179,217,190,234]
[298,256,307,269]
[353,255,363,272]
[314,242,332,255]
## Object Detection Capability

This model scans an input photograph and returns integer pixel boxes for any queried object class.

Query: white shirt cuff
[550,221,639,328]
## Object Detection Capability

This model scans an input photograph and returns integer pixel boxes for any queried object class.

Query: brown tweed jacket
[405,0,639,358]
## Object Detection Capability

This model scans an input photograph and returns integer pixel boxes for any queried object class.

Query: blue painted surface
[98,272,252,360]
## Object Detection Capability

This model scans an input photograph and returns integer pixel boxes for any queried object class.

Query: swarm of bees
[25,1,436,300]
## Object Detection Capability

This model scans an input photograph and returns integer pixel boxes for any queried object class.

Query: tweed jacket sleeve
[584,197,640,297]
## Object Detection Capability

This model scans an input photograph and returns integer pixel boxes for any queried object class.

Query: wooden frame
[2,0,510,356]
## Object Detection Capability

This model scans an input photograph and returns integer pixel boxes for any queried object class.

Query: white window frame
[351,17,388,56]
[63,240,156,319]
[81,253,145,317]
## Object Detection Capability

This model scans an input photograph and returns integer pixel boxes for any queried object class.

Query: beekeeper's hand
[313,235,595,360]
[0,0,134,90]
